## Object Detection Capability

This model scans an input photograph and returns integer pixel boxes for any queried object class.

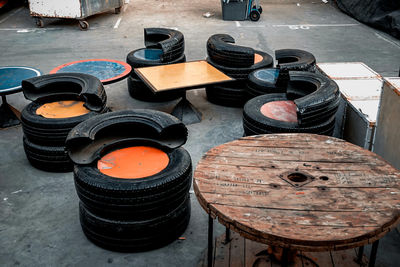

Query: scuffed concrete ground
[1,0,399,266]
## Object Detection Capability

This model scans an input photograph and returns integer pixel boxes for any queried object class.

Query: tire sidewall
[74,147,192,193]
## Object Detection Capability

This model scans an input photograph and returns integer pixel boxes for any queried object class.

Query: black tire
[144,28,185,62]
[73,147,192,219]
[250,10,260,22]
[23,136,72,172]
[207,34,255,68]
[21,100,105,146]
[258,6,263,14]
[206,81,249,107]
[127,75,184,102]
[246,68,287,98]
[243,116,334,137]
[126,48,163,68]
[127,49,186,77]
[22,73,107,113]
[276,49,316,72]
[207,50,273,80]
[243,94,336,135]
[288,72,340,124]
[79,196,190,252]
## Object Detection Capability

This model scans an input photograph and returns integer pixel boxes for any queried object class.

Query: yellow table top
[134,60,234,92]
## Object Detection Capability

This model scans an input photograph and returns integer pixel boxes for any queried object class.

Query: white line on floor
[273,23,359,27]
[239,25,266,28]
[0,27,98,32]
[375,33,400,49]
[0,7,23,24]
[235,21,241,27]
[114,18,122,29]
[0,28,58,31]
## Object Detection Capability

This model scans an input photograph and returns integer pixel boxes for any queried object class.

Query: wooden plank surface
[194,134,400,251]
[134,60,233,92]
[197,231,367,267]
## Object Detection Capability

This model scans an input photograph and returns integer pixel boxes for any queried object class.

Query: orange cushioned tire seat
[21,73,107,172]
[66,109,192,252]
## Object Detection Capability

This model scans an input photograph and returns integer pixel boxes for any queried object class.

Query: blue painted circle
[0,66,41,95]
[134,48,163,61]
[56,61,127,81]
[254,68,280,84]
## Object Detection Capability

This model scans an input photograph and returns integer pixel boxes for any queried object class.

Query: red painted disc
[97,146,169,179]
[260,100,298,122]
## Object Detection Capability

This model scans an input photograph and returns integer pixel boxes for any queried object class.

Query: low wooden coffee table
[135,60,234,124]
[194,134,400,267]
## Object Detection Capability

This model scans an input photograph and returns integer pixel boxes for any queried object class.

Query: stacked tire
[205,34,273,107]
[126,28,186,102]
[245,49,317,99]
[65,110,192,252]
[21,73,107,172]
[243,71,340,137]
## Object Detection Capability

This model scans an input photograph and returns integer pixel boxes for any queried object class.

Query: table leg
[281,248,289,267]
[0,95,20,128]
[224,227,231,244]
[368,240,379,267]
[356,246,364,264]
[208,215,213,267]
[171,92,202,125]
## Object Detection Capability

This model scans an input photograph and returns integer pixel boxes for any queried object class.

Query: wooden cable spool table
[193,134,400,267]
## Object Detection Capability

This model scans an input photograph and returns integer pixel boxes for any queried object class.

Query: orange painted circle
[36,100,90,119]
[260,100,298,122]
[254,53,263,64]
[97,146,170,179]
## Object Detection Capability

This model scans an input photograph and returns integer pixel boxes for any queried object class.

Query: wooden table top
[134,60,233,92]
[193,134,400,252]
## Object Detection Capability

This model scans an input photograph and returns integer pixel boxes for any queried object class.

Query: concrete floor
[1,0,400,266]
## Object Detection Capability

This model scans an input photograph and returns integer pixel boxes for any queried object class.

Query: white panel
[29,0,82,18]
[347,100,380,125]
[386,77,400,91]
[334,78,383,101]
[373,78,400,170]
[317,62,380,79]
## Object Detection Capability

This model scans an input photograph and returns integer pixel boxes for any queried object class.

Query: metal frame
[206,215,381,266]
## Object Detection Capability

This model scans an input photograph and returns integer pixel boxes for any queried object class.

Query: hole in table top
[287,172,308,183]
[320,176,329,181]
[270,183,280,189]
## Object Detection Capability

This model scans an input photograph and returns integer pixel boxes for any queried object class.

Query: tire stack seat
[205,34,273,107]
[245,49,317,99]
[243,71,340,137]
[65,109,192,252]
[21,73,108,172]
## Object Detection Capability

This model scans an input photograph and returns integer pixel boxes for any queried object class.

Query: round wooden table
[50,59,132,85]
[194,134,400,267]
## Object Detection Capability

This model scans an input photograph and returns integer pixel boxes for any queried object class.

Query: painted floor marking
[375,33,400,49]
[0,7,22,24]
[114,18,122,29]
[273,23,359,30]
